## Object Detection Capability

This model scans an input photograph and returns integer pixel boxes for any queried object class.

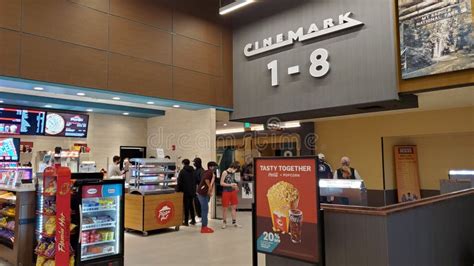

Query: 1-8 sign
[267,48,330,87]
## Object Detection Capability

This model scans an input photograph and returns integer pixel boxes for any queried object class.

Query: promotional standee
[253,157,321,264]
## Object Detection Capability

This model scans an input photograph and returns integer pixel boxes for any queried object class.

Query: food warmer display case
[125,158,182,236]
[319,179,368,206]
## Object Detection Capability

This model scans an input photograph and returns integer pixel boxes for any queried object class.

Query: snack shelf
[82,250,115,260]
[36,211,56,217]
[0,211,15,217]
[82,205,117,214]
[0,235,13,249]
[0,197,16,204]
[82,221,116,231]
[82,240,115,247]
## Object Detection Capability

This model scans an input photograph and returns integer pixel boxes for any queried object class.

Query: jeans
[197,194,210,227]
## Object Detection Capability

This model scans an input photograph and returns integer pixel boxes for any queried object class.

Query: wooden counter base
[125,192,183,236]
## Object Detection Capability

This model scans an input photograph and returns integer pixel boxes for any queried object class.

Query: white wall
[147,108,216,167]
[20,113,148,171]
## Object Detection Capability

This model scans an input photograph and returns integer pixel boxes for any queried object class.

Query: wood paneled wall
[0,0,233,108]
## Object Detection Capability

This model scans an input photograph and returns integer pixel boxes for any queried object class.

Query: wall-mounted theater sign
[231,0,417,123]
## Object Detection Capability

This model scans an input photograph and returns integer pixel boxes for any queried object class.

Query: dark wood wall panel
[173,67,219,105]
[0,29,20,76]
[173,11,222,46]
[0,0,233,109]
[20,34,107,89]
[110,0,172,30]
[22,0,108,50]
[70,0,110,13]
[219,28,233,108]
[108,53,173,99]
[173,35,221,76]
[0,0,21,30]
[109,16,172,64]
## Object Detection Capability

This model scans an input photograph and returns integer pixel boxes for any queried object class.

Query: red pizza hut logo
[155,201,175,225]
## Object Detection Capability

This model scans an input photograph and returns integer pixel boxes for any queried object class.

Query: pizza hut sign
[155,201,175,225]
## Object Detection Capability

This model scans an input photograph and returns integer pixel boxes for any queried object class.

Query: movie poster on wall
[255,157,320,263]
[398,0,474,79]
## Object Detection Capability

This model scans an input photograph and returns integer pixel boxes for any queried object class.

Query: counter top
[321,188,474,216]
[0,184,36,192]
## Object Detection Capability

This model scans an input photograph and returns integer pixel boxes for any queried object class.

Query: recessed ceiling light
[0,100,4,103]
[45,105,52,108]
[33,87,44,91]
[86,109,93,112]
[77,92,86,96]
[172,104,180,108]
[122,112,129,116]
[219,0,254,15]
[112,97,121,100]
[223,123,228,126]
[147,101,155,105]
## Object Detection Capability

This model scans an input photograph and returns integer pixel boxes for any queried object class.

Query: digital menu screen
[0,138,20,162]
[0,107,46,135]
[45,112,89,138]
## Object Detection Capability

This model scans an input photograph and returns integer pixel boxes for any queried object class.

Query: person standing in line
[317,153,333,203]
[197,161,218,233]
[176,159,196,226]
[220,162,242,229]
[193,158,204,219]
[333,156,362,180]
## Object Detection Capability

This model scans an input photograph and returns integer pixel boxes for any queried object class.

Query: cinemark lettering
[244,12,364,57]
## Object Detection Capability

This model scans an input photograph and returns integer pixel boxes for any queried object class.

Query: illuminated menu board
[0,107,46,135]
[45,112,89,138]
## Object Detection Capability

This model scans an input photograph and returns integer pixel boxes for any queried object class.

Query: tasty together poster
[255,157,320,263]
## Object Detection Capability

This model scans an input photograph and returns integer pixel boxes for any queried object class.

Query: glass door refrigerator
[72,179,124,266]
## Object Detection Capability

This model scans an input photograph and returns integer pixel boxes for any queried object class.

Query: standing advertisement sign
[394,145,421,202]
[253,157,321,264]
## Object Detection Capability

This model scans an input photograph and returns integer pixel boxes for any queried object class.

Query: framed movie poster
[398,0,473,79]
[254,157,321,264]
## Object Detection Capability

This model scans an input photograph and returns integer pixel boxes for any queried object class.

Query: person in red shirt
[220,162,242,229]
[197,161,218,233]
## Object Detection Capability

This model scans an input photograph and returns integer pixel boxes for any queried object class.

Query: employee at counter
[108,155,123,177]
[334,156,362,180]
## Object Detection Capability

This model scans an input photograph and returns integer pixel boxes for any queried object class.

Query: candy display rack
[0,184,36,265]
[35,166,75,266]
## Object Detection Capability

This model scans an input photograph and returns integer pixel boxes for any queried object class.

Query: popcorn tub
[266,181,299,233]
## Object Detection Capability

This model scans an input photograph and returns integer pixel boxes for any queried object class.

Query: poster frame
[252,156,323,265]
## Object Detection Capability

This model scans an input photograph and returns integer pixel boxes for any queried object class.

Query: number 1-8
[266,48,330,87]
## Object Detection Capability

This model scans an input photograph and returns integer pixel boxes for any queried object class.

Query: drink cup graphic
[266,181,299,233]
[289,209,303,243]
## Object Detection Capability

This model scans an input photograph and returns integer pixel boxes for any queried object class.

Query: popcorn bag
[266,181,299,233]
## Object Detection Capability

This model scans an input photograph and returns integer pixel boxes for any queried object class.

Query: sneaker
[233,223,242,228]
[190,221,196,226]
[221,223,227,229]
[201,227,214,233]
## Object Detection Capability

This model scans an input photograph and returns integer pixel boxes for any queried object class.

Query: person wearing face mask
[334,156,362,180]
[220,162,242,229]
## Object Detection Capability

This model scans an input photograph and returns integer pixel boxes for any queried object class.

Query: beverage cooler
[71,179,125,265]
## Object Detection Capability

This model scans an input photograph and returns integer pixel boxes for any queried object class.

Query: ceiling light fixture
[122,112,129,116]
[86,109,93,112]
[223,123,228,127]
[281,121,301,129]
[77,92,86,96]
[172,104,180,108]
[219,0,254,15]
[0,100,4,103]
[44,105,52,108]
[216,128,245,135]
[33,87,44,91]
[113,97,121,100]
[147,101,155,105]
[251,125,265,131]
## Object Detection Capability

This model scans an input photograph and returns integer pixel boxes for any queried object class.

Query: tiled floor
[125,212,254,266]
[0,212,255,266]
